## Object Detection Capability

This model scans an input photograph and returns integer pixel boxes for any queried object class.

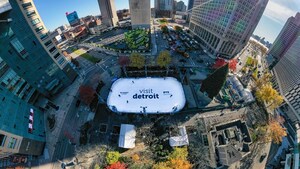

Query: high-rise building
[155,0,174,18]
[176,1,186,12]
[0,0,77,98]
[268,13,300,63]
[98,0,119,27]
[272,36,300,122]
[187,0,194,11]
[66,11,80,27]
[129,0,151,29]
[189,0,268,59]
[0,0,78,158]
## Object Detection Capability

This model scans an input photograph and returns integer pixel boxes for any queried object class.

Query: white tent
[119,124,136,149]
[169,126,189,147]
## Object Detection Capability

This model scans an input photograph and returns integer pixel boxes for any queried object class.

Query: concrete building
[189,0,268,59]
[98,0,119,27]
[0,0,78,158]
[155,0,175,18]
[176,1,186,12]
[272,36,300,122]
[268,13,300,65]
[117,9,130,21]
[129,0,151,29]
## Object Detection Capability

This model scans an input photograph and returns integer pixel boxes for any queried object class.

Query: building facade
[0,85,45,158]
[189,0,268,59]
[66,11,80,27]
[155,0,175,18]
[268,13,300,64]
[187,0,194,10]
[176,1,186,12]
[1,0,78,158]
[0,0,77,98]
[98,0,119,27]
[272,36,300,122]
[129,0,151,29]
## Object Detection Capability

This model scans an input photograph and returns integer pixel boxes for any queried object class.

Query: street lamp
[0,18,12,23]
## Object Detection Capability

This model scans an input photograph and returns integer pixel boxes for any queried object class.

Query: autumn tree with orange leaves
[106,162,127,169]
[267,120,287,144]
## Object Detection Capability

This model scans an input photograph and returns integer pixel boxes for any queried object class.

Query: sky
[34,0,300,43]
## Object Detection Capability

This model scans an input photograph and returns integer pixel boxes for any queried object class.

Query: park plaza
[107,77,186,114]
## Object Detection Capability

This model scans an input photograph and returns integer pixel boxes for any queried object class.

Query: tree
[254,73,271,89]
[157,50,172,76]
[106,162,127,169]
[106,151,120,165]
[267,121,287,144]
[174,26,183,33]
[79,85,96,105]
[168,159,192,169]
[131,154,140,162]
[119,56,130,77]
[129,53,145,69]
[161,25,169,34]
[229,59,237,72]
[153,162,171,169]
[152,159,192,169]
[255,84,283,110]
[212,58,226,69]
[168,147,188,160]
[94,164,101,169]
[200,64,229,99]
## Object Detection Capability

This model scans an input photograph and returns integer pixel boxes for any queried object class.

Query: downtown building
[66,11,81,27]
[189,0,268,59]
[129,0,151,29]
[155,0,175,18]
[0,0,77,158]
[272,36,300,123]
[268,13,300,68]
[176,1,186,12]
[98,0,119,27]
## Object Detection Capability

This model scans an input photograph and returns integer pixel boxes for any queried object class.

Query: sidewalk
[43,77,83,161]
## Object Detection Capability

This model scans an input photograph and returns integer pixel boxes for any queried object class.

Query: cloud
[263,0,298,25]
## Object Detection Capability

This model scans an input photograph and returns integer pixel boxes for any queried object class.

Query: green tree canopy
[157,50,172,68]
[129,52,145,69]
[200,64,229,99]
[106,151,120,165]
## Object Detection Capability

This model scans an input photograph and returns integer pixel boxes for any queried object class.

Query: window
[44,40,52,47]
[49,47,56,53]
[22,2,32,9]
[0,134,6,147]
[58,57,66,65]
[35,26,44,33]
[10,38,28,59]
[26,10,36,17]
[53,52,60,59]
[40,33,48,41]
[7,137,17,149]
[31,18,40,25]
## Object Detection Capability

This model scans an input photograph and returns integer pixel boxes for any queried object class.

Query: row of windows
[0,134,18,149]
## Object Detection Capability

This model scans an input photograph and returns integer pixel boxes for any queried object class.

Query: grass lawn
[80,53,101,63]
[158,19,168,25]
